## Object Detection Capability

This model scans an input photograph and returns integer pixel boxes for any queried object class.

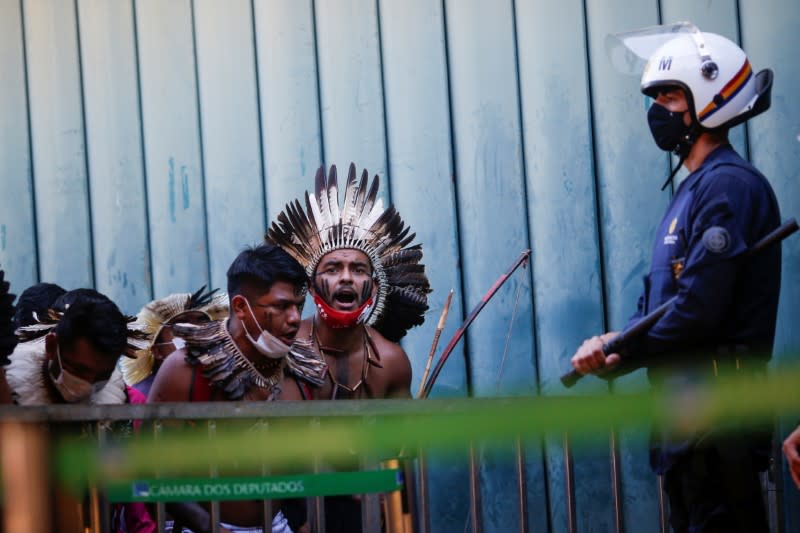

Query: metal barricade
[0,401,427,533]
[0,400,789,533]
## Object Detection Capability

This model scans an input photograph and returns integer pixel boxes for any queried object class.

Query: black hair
[52,288,105,312]
[13,282,66,329]
[227,243,306,298]
[54,289,127,357]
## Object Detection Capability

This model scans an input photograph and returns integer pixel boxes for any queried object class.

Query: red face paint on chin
[313,292,373,328]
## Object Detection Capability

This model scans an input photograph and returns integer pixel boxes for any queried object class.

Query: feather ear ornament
[267,163,431,341]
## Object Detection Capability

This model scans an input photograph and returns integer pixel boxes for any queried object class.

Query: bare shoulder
[366,327,408,363]
[147,349,193,403]
[366,327,412,398]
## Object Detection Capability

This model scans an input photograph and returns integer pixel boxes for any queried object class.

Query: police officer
[571,24,779,533]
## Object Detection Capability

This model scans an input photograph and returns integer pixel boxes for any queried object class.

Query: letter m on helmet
[658,56,673,71]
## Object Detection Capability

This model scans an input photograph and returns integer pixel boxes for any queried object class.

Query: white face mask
[155,337,186,353]
[51,346,95,403]
[242,300,291,359]
[171,337,186,351]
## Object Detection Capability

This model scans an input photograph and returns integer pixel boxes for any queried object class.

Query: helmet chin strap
[660,125,699,191]
[660,152,687,191]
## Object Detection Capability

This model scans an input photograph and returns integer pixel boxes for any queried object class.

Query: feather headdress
[120,286,228,386]
[267,163,431,341]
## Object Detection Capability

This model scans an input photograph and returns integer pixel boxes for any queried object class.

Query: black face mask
[647,102,692,153]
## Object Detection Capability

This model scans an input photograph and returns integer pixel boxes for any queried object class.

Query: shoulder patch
[702,226,731,254]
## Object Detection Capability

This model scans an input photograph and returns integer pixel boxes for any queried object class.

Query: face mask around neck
[50,346,95,403]
[242,299,291,359]
[312,291,373,329]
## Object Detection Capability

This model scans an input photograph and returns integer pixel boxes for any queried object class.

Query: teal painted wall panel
[584,0,664,530]
[314,0,389,194]
[378,1,469,530]
[253,0,323,218]
[444,0,544,530]
[739,0,800,360]
[23,0,93,289]
[194,0,266,290]
[378,0,466,398]
[135,0,209,297]
[0,0,37,291]
[444,0,536,396]
[77,0,151,314]
[515,0,613,529]
[739,1,800,529]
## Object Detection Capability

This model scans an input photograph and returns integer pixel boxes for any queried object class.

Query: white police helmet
[609,22,772,130]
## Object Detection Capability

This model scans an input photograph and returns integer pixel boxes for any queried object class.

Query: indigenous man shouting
[268,163,431,531]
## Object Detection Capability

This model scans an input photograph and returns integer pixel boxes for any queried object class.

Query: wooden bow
[419,250,531,399]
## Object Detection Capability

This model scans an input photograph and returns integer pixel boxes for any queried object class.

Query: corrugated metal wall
[1,0,798,531]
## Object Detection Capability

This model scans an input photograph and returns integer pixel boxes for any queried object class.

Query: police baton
[561,217,799,388]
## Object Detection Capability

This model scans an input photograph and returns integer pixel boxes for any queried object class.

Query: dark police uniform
[623,144,781,532]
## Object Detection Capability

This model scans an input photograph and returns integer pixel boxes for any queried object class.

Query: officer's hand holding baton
[561,218,798,388]
[570,332,621,377]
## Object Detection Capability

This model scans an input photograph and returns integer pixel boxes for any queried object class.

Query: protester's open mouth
[332,290,357,309]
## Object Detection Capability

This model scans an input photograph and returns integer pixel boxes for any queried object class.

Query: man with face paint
[6,288,129,406]
[269,163,431,532]
[295,246,414,402]
[570,24,779,533]
[147,243,316,533]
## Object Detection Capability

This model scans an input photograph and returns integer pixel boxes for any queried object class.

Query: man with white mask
[6,287,129,406]
[121,286,228,399]
[148,243,322,533]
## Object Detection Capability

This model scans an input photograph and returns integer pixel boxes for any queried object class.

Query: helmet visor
[606,21,705,75]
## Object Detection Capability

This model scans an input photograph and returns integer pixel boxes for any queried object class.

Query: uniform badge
[664,217,680,246]
[671,257,685,279]
[702,226,731,254]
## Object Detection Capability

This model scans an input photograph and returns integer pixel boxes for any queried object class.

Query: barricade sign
[106,469,403,502]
